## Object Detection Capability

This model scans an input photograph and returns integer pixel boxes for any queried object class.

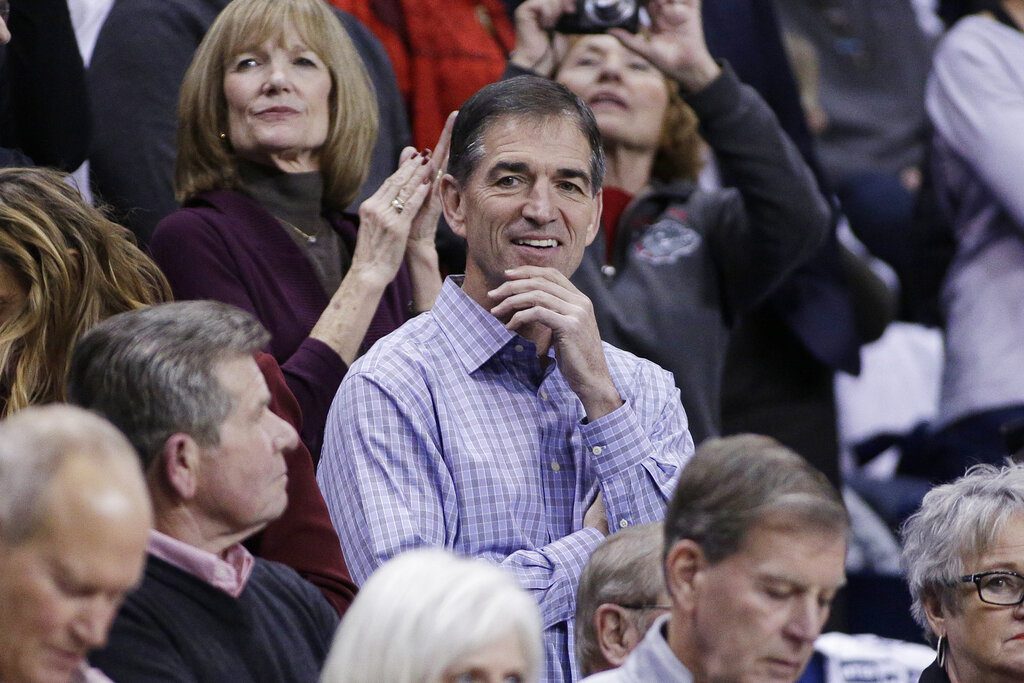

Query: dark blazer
[1,0,90,169]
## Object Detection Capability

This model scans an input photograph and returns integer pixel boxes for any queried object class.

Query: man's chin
[758,656,809,682]
[34,647,86,683]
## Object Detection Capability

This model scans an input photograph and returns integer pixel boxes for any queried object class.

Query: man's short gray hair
[901,462,1024,641]
[665,435,848,565]
[575,523,664,676]
[67,301,269,470]
[0,404,142,545]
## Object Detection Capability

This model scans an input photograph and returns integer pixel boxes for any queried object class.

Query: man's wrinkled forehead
[472,114,594,182]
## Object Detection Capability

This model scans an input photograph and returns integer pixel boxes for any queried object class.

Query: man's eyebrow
[485,160,592,189]
[486,161,530,178]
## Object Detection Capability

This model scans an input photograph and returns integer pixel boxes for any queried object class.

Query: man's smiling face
[442,115,602,305]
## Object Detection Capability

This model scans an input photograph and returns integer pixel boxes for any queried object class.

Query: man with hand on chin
[317,76,693,682]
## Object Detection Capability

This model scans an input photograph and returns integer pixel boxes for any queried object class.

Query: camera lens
[582,0,637,27]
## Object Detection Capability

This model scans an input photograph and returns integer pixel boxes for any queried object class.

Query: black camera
[555,0,643,34]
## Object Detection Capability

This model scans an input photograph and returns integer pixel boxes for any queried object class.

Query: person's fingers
[394,173,433,218]
[488,277,579,310]
[499,265,579,293]
[399,146,418,165]
[369,152,426,205]
[433,111,458,174]
[504,304,568,334]
[490,287,582,321]
[397,152,435,200]
[608,27,653,61]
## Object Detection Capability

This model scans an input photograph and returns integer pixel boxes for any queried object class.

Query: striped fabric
[319,277,694,681]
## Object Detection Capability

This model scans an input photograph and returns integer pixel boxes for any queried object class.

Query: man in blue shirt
[318,75,694,681]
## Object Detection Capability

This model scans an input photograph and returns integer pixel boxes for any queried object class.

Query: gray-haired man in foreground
[585,434,849,682]
[0,405,152,683]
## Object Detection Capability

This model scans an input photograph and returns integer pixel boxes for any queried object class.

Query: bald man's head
[0,405,152,683]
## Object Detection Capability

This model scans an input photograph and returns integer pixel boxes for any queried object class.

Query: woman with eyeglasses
[902,462,1024,682]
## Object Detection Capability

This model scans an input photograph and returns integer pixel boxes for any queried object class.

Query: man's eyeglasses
[960,571,1024,606]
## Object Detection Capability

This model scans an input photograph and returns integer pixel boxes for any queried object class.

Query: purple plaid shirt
[318,277,693,682]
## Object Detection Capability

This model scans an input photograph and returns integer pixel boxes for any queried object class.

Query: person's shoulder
[151,191,250,240]
[346,313,450,381]
[251,556,319,596]
[937,15,1017,61]
[249,558,339,623]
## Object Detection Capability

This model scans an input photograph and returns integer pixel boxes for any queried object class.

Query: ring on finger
[390,197,406,214]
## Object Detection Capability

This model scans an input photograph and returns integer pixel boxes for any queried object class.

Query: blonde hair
[555,37,704,185]
[0,168,171,416]
[175,0,378,210]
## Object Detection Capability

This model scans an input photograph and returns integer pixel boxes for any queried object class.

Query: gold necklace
[276,216,321,245]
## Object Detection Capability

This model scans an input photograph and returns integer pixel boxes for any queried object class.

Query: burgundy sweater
[150,189,414,459]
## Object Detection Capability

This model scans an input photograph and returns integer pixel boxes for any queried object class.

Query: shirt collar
[624,614,695,682]
[432,276,521,373]
[148,530,255,598]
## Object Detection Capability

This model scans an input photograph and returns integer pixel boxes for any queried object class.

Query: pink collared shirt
[147,530,255,598]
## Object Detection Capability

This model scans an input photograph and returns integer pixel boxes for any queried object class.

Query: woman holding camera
[508,0,831,444]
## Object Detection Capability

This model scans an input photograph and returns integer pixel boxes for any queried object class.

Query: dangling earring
[937,634,947,668]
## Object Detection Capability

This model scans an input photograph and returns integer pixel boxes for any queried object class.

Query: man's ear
[595,603,640,668]
[156,433,202,501]
[584,188,604,247]
[665,539,704,614]
[440,174,467,239]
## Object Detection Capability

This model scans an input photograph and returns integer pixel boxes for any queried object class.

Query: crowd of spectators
[2,0,1024,681]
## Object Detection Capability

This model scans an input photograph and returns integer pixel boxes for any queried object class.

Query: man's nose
[521,183,557,225]
[272,411,300,453]
[71,598,119,650]
[783,598,822,646]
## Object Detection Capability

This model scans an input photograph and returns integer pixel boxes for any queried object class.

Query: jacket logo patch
[634,218,702,264]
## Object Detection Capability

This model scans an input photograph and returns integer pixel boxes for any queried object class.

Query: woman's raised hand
[351,144,436,289]
[511,0,574,77]
[609,0,720,93]
[407,110,457,250]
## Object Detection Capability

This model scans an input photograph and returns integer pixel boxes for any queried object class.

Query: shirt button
[550,462,561,472]
[514,344,524,353]
[619,519,630,529]
[591,445,603,455]
[540,390,549,401]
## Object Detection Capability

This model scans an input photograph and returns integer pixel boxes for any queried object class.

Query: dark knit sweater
[89,555,338,683]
